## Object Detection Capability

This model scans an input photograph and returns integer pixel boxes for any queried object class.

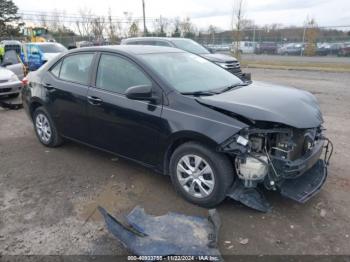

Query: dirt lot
[1,68,350,257]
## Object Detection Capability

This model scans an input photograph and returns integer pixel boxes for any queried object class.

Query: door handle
[87,96,103,105]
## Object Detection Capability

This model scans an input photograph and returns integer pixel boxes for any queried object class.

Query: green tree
[0,0,22,37]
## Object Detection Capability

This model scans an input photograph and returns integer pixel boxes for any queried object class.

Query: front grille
[0,88,12,93]
[0,79,8,84]
[224,61,243,78]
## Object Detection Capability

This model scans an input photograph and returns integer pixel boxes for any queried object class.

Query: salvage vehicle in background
[121,37,250,81]
[338,43,350,56]
[1,50,26,80]
[231,41,256,54]
[24,42,67,71]
[0,66,23,98]
[255,42,279,54]
[22,46,332,212]
[0,40,22,57]
[277,43,304,56]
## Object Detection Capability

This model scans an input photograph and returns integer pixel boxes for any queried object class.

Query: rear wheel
[33,107,63,147]
[169,142,234,208]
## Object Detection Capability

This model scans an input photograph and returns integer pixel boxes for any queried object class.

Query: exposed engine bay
[219,124,333,212]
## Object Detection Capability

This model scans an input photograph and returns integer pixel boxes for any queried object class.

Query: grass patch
[241,61,350,73]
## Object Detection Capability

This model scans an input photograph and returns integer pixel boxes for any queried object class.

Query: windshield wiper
[181,90,218,96]
[213,83,250,94]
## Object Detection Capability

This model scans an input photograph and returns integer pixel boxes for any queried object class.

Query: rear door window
[59,53,94,84]
[50,61,62,78]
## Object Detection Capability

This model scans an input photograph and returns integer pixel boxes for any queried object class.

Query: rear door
[42,52,95,142]
[87,52,164,166]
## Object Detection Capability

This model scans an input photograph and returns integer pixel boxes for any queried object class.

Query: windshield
[140,52,242,93]
[171,39,210,54]
[38,43,67,53]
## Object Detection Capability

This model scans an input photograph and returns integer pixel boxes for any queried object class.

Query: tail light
[22,77,28,86]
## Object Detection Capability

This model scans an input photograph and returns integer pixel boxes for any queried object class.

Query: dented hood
[197,81,323,128]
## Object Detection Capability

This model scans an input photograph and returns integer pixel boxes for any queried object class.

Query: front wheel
[33,107,63,147]
[169,142,234,208]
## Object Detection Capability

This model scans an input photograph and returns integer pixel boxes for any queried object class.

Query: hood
[197,81,323,129]
[0,67,15,81]
[42,53,60,61]
[200,53,237,63]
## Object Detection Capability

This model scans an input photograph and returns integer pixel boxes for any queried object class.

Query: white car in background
[0,66,22,98]
[231,41,256,54]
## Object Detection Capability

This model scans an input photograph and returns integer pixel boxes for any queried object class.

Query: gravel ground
[1,68,350,257]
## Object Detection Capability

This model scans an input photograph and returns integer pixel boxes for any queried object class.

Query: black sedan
[22,46,331,212]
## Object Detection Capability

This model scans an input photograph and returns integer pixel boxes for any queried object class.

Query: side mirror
[125,85,153,101]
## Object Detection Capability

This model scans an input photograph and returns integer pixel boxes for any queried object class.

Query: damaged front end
[218,124,333,212]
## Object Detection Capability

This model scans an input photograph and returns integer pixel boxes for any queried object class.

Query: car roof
[123,37,192,43]
[67,45,184,55]
[1,40,22,45]
[26,42,61,45]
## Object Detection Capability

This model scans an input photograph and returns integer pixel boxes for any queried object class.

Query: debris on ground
[239,238,249,245]
[320,209,327,218]
[99,206,222,259]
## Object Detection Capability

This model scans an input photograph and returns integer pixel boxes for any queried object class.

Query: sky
[13,0,350,31]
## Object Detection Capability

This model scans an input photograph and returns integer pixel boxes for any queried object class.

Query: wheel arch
[29,98,45,119]
[163,131,221,175]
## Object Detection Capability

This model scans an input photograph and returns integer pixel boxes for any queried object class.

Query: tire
[169,142,234,208]
[33,107,63,147]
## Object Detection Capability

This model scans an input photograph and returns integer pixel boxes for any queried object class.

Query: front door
[87,53,164,166]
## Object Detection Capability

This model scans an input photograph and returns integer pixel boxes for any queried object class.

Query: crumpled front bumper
[226,137,332,212]
[272,138,325,179]
[276,138,331,203]
[279,159,327,203]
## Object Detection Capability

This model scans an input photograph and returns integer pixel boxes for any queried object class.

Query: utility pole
[142,0,147,36]
[301,26,306,56]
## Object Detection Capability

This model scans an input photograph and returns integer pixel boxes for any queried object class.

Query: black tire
[33,107,63,147]
[169,142,234,208]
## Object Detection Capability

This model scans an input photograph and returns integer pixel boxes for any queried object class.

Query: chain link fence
[2,26,350,56]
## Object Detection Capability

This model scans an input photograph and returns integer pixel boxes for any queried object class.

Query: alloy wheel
[176,154,215,198]
[35,113,52,143]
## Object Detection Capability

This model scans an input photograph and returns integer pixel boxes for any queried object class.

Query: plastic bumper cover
[279,159,327,203]
[273,139,325,179]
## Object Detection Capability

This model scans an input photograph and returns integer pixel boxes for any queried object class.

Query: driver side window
[96,54,151,94]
